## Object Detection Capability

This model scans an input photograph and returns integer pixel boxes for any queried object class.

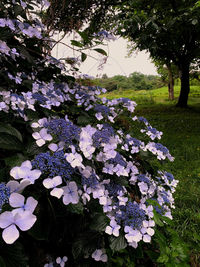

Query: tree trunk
[167,63,174,100]
[176,61,190,107]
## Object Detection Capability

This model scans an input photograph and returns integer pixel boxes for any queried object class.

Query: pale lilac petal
[36,139,45,147]
[9,193,25,208]
[52,176,62,186]
[0,211,14,228]
[105,226,112,235]
[6,181,20,193]
[32,132,40,140]
[43,178,54,189]
[63,256,68,262]
[56,257,61,264]
[10,167,21,179]
[29,169,41,180]
[17,167,29,179]
[31,122,39,128]
[21,160,32,169]
[7,180,30,193]
[50,188,63,199]
[146,228,154,236]
[143,234,151,243]
[48,143,58,152]
[15,212,36,231]
[40,129,52,141]
[2,224,19,244]
[101,254,108,262]
[69,181,78,191]
[26,197,38,213]
[44,134,53,141]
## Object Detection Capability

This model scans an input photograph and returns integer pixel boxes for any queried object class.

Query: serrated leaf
[77,115,92,125]
[90,213,108,231]
[0,123,23,142]
[153,211,164,227]
[81,52,87,62]
[93,48,107,56]
[109,235,127,251]
[67,203,84,214]
[26,109,39,120]
[26,141,45,156]
[0,133,23,151]
[72,239,84,259]
[4,153,25,167]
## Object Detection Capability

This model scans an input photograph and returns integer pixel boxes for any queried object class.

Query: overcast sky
[52,35,158,78]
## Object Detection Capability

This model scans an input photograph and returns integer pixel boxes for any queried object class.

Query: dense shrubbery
[93,72,165,92]
[0,1,189,266]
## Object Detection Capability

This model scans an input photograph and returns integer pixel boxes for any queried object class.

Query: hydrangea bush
[0,0,179,266]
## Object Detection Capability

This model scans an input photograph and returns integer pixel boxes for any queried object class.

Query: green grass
[102,86,200,266]
[102,85,200,107]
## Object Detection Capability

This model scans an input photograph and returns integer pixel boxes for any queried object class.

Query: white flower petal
[143,234,151,243]
[15,212,36,231]
[9,193,25,208]
[105,226,112,235]
[21,160,32,169]
[10,167,20,179]
[0,211,14,228]
[50,188,63,199]
[32,132,40,140]
[56,257,61,264]
[2,224,19,244]
[48,143,58,152]
[26,197,38,213]
[29,169,41,180]
[43,178,54,189]
[36,139,45,147]
[52,176,62,187]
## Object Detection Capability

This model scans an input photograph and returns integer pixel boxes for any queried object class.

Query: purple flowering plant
[0,0,181,266]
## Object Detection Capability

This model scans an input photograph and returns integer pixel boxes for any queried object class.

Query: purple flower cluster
[32,150,74,181]
[116,202,146,229]
[0,183,10,212]
[44,118,80,146]
[93,124,115,147]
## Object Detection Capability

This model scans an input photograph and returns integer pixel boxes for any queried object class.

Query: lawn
[102,85,200,266]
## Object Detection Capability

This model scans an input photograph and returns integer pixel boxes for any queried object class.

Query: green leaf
[0,133,23,151]
[72,239,84,259]
[67,203,84,214]
[78,31,89,42]
[0,123,23,142]
[157,254,169,263]
[153,211,164,226]
[93,48,107,56]
[26,141,45,156]
[90,213,108,231]
[81,52,87,62]
[4,153,26,167]
[109,235,127,251]
[77,114,93,125]
[71,40,83,48]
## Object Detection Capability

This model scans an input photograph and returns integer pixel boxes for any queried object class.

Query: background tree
[153,60,179,100]
[107,0,200,107]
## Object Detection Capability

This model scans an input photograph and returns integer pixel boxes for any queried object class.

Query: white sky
[52,35,158,78]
